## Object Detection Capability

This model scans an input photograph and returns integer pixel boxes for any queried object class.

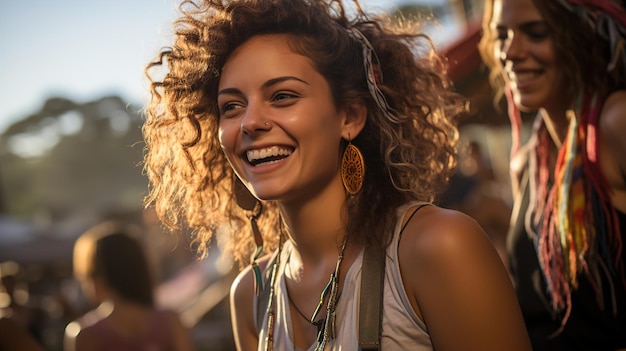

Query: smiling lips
[246,146,293,166]
[509,69,542,88]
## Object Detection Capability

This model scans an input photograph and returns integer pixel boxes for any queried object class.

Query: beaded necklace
[261,235,348,351]
[285,269,326,335]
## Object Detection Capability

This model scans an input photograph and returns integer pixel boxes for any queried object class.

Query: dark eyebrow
[519,20,549,31]
[495,20,548,32]
[218,76,310,96]
[263,76,309,88]
[217,87,241,96]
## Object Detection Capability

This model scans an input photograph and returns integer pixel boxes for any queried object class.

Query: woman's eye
[272,91,298,102]
[219,102,242,116]
[526,30,550,41]
[523,22,551,41]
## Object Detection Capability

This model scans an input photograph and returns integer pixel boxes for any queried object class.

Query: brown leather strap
[358,204,427,350]
[358,243,386,350]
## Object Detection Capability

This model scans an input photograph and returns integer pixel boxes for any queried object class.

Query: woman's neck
[281,204,346,259]
[278,179,348,261]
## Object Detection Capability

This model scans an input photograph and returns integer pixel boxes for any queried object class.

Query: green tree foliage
[0,96,147,221]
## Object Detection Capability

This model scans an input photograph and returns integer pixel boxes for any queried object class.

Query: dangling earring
[233,176,264,295]
[341,136,365,195]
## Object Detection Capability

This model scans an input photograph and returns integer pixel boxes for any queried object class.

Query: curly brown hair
[143,0,464,266]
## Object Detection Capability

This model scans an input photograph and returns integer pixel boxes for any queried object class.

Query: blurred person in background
[479,0,626,349]
[64,220,195,351]
[0,262,44,351]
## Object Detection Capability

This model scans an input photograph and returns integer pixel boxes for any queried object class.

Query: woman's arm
[399,205,532,351]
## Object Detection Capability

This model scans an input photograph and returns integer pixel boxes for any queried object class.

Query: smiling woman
[479,0,626,349]
[218,35,348,203]
[142,0,532,350]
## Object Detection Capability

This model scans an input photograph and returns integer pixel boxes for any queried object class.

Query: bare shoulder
[398,205,532,350]
[602,90,626,116]
[599,90,626,195]
[230,259,259,328]
[230,253,273,301]
[230,253,276,322]
[399,205,493,265]
[64,317,98,351]
[230,254,274,351]
[600,90,626,143]
[64,310,101,339]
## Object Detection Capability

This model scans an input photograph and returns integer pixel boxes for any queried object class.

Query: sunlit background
[0,0,177,134]
[0,0,469,136]
[0,1,520,350]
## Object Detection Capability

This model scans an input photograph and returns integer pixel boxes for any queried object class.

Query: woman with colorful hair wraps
[479,0,626,349]
[143,0,532,349]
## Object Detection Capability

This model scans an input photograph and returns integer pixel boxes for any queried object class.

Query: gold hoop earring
[341,140,365,195]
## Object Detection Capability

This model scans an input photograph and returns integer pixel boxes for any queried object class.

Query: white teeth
[246,146,292,163]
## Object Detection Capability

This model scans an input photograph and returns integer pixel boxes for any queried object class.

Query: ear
[340,102,367,140]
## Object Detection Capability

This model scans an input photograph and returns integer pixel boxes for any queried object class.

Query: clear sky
[0,0,180,133]
[0,0,455,134]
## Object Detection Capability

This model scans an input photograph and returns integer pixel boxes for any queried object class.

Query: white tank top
[255,202,433,350]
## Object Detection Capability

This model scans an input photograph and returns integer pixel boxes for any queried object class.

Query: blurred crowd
[0,209,236,351]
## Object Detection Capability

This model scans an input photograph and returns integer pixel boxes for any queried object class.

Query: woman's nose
[502,31,525,62]
[240,103,272,135]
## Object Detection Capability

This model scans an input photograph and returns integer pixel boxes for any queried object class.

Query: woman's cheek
[218,122,239,161]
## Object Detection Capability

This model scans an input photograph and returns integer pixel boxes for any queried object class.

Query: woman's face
[217,34,348,204]
[491,0,569,114]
